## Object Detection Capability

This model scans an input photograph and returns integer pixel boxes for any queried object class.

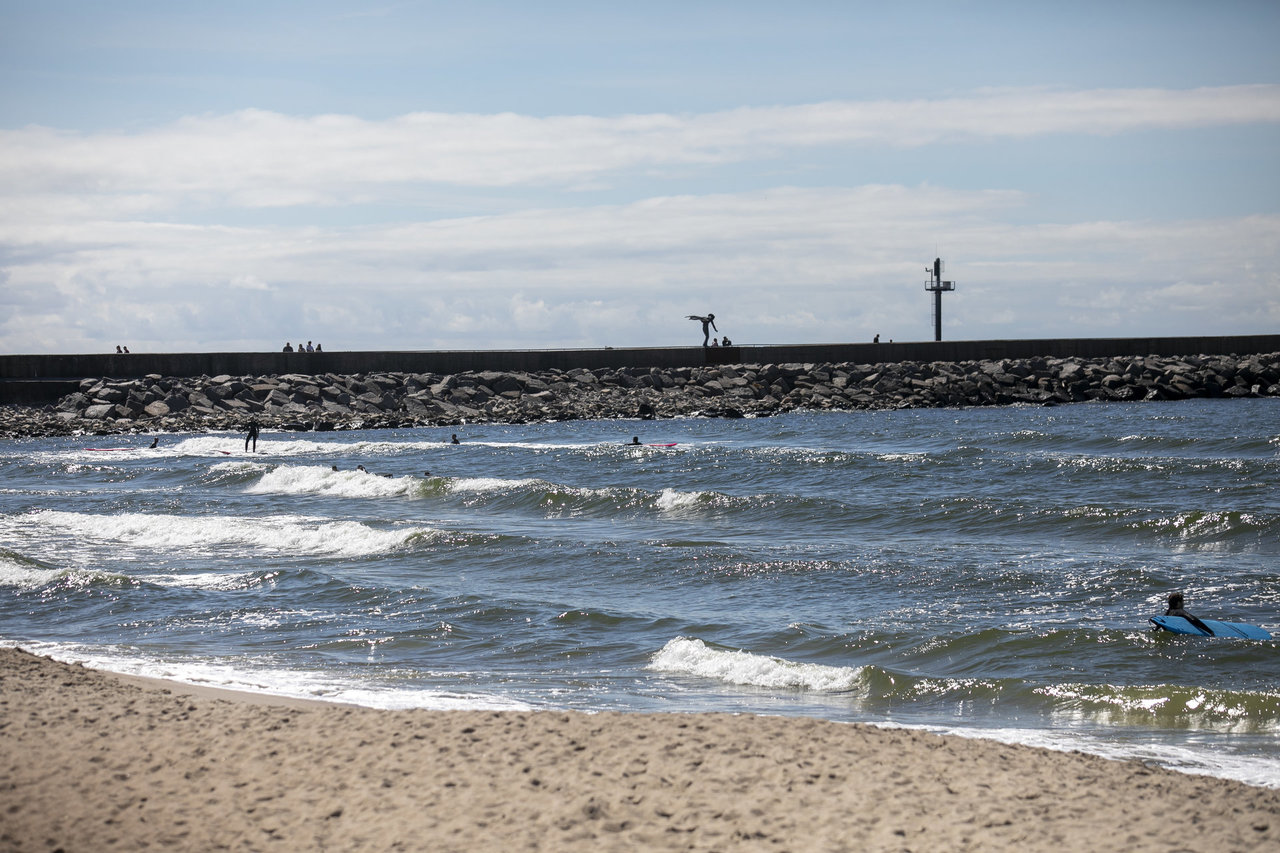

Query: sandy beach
[0,648,1276,852]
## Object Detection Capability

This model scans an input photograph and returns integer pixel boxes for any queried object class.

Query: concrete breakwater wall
[2,349,1277,438]
[3,334,1279,406]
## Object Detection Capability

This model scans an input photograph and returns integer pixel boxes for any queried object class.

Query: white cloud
[1,85,1277,353]
[1,185,1276,353]
[2,85,1277,211]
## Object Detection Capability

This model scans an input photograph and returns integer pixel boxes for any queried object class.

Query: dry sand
[1,647,1277,852]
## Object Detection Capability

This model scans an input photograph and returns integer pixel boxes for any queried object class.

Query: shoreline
[3,647,1278,851]
[2,350,1277,438]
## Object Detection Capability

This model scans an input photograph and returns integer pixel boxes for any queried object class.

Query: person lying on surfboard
[1165,592,1213,636]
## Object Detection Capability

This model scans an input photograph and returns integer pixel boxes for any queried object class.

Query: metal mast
[924,257,955,342]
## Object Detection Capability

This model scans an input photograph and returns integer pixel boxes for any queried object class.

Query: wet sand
[2,647,1277,852]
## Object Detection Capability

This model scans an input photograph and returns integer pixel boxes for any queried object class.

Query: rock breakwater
[2,352,1278,438]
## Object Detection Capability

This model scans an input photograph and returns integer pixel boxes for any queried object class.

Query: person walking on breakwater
[245,418,260,453]
[1166,591,1214,636]
[687,313,717,346]
[282,342,294,352]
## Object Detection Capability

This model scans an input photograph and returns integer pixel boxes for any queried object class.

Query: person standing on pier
[687,313,717,346]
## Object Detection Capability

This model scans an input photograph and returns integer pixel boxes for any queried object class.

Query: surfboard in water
[647,443,677,447]
[1150,615,1271,640]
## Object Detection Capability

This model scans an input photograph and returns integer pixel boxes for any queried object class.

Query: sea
[2,397,1278,788]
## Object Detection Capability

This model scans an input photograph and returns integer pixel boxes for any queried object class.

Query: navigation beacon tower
[924,257,955,342]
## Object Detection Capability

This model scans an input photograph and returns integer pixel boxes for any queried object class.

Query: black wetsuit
[688,315,717,346]
[245,420,259,452]
[1166,605,1214,636]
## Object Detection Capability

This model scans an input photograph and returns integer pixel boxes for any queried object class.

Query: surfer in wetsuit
[687,313,717,346]
[245,418,260,452]
[629,436,641,445]
[1166,591,1213,636]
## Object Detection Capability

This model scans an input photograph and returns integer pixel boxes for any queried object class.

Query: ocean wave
[195,435,620,457]
[650,634,1280,736]
[892,497,1280,545]
[654,488,714,512]
[1039,682,1280,733]
[132,570,276,592]
[245,464,430,498]
[447,476,544,493]
[647,637,866,692]
[12,509,434,558]
[0,549,133,590]
[0,641,535,712]
[1131,510,1276,542]
[0,549,75,589]
[205,459,270,485]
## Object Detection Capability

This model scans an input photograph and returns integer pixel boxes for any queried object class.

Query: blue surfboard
[1150,615,1271,640]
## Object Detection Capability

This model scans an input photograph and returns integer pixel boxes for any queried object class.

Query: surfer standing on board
[245,418,260,453]
[1166,591,1214,636]
[687,313,717,346]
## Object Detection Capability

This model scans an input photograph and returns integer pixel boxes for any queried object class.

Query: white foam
[447,476,542,493]
[654,488,708,512]
[265,437,465,457]
[165,435,260,456]
[461,440,593,450]
[133,571,266,591]
[19,510,431,558]
[877,452,929,462]
[0,562,131,590]
[0,554,66,589]
[246,464,424,498]
[874,720,1280,790]
[2,641,534,712]
[648,637,865,692]
[208,459,268,473]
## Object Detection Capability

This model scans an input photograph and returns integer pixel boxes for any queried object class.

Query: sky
[1,1,1278,354]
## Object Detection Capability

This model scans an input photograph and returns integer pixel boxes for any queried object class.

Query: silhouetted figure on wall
[687,314,717,346]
